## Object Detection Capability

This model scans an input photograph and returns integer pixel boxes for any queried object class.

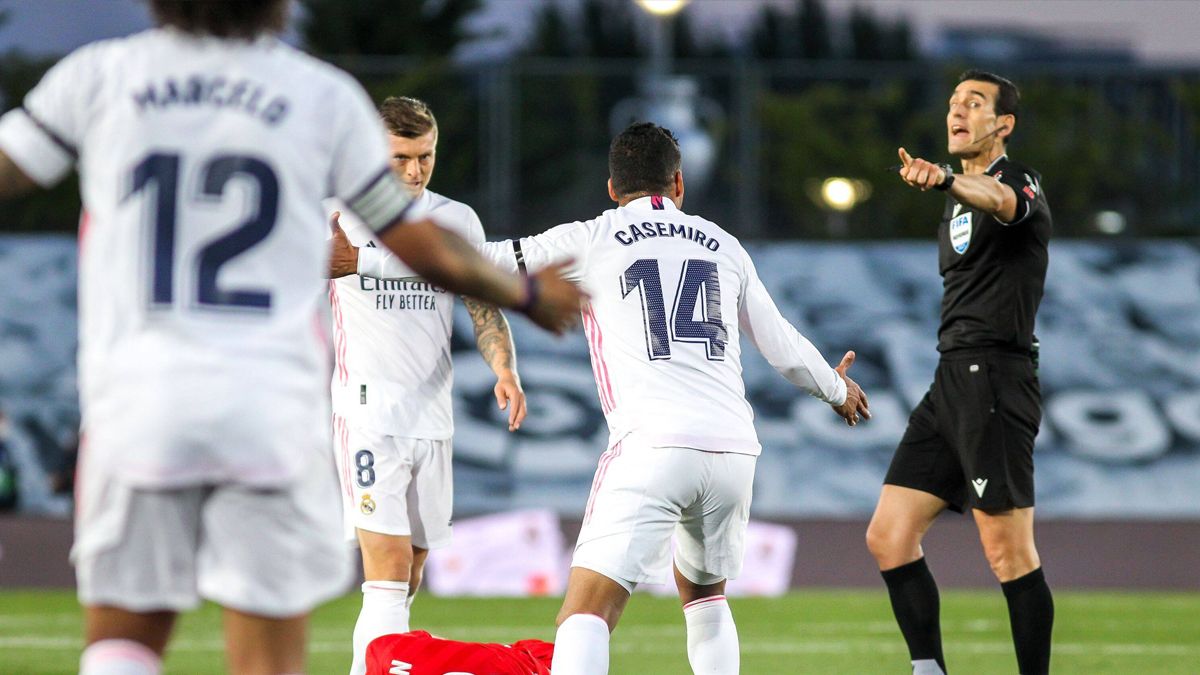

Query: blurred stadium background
[1,1,1198,673]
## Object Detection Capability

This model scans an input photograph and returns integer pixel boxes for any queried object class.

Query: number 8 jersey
[0,29,413,487]
[480,196,847,455]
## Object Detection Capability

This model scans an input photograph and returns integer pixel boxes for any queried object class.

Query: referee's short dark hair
[959,69,1020,120]
[609,123,681,196]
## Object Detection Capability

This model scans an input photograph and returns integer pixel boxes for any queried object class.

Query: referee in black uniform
[866,70,1053,675]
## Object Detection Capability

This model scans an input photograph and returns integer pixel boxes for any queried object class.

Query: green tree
[526,3,578,57]
[751,6,792,59]
[848,7,884,60]
[796,0,832,60]
[760,81,942,238]
[299,0,482,56]
[298,0,488,215]
[579,0,641,58]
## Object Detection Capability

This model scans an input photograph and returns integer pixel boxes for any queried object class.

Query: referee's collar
[985,154,1008,174]
[626,195,678,211]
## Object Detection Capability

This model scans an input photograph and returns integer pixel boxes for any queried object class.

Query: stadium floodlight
[635,0,690,17]
[1094,210,1127,235]
[820,177,861,212]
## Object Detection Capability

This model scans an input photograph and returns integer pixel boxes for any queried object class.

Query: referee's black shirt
[936,155,1051,354]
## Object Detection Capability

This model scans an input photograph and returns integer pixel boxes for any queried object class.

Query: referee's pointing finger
[898,147,913,167]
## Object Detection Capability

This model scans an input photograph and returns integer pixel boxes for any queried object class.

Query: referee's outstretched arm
[896,147,1020,222]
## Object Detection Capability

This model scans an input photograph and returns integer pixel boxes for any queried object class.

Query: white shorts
[332,416,453,550]
[571,435,757,589]
[72,450,352,618]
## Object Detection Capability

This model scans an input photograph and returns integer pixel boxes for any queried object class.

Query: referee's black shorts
[884,349,1041,513]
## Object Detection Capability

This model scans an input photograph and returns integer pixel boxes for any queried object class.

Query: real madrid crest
[360,493,376,515]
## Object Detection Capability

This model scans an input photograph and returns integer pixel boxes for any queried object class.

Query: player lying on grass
[366,631,554,675]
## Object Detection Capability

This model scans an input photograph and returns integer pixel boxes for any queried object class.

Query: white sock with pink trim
[79,639,162,675]
[351,580,410,675]
[551,613,610,675]
[683,595,740,674]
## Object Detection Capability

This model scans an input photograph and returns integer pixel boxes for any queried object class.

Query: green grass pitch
[2,589,1198,673]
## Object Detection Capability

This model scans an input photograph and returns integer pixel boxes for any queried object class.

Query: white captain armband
[0,106,76,187]
[346,167,414,235]
[512,239,527,275]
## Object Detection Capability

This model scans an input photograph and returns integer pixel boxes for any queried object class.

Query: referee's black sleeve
[995,169,1041,225]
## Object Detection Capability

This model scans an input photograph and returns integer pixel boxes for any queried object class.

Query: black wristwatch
[934,163,955,191]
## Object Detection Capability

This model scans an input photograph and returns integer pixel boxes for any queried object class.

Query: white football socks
[551,613,611,675]
[350,580,410,675]
[912,658,946,674]
[79,639,162,675]
[683,595,740,674]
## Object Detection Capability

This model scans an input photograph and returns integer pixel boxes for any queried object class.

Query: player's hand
[832,350,871,427]
[524,261,586,335]
[897,148,947,192]
[494,373,527,432]
[328,211,359,278]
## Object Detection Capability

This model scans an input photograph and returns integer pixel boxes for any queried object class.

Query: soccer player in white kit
[325,97,526,675]
[0,2,582,673]
[477,123,870,675]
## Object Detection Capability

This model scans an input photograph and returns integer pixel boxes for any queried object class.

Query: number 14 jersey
[480,196,846,455]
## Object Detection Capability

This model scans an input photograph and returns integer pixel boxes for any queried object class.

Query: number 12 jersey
[0,29,413,487]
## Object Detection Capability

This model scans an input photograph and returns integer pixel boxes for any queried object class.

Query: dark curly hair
[609,123,681,197]
[148,0,289,39]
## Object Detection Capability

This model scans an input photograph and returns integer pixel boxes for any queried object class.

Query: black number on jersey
[128,152,280,312]
[620,258,728,361]
[355,449,376,488]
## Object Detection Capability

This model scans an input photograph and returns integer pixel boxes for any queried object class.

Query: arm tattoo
[463,295,517,376]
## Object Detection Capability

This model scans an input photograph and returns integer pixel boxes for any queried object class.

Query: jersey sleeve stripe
[368,198,416,239]
[345,167,415,235]
[345,165,392,206]
[512,239,527,274]
[19,106,78,158]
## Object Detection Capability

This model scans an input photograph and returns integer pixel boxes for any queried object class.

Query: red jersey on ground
[367,631,554,675]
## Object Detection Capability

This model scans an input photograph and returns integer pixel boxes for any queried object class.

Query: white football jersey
[480,196,846,455]
[328,189,485,438]
[0,29,413,487]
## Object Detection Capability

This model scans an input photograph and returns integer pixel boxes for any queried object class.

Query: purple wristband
[515,275,540,316]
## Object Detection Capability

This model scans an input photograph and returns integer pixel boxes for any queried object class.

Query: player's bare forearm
[0,150,37,200]
[463,295,518,378]
[947,174,1018,222]
[378,218,526,309]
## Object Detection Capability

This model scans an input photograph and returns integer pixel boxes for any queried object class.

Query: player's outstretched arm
[0,150,38,200]
[895,147,1019,222]
[377,217,584,334]
[463,296,526,431]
